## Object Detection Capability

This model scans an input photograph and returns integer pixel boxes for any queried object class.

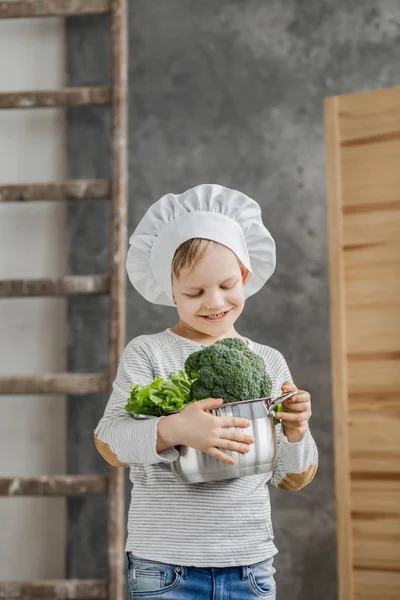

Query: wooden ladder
[0,1,127,599]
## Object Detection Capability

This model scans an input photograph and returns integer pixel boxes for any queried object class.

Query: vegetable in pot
[125,338,274,418]
[125,370,196,417]
[185,338,272,404]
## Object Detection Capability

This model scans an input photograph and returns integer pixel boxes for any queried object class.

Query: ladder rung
[0,275,110,297]
[0,579,107,599]
[0,373,109,395]
[0,86,111,109]
[0,0,110,19]
[0,475,107,496]
[0,179,110,202]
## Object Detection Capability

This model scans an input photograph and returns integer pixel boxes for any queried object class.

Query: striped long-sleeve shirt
[94,328,318,567]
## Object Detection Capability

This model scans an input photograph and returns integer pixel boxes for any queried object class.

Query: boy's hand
[175,398,255,465]
[275,382,312,443]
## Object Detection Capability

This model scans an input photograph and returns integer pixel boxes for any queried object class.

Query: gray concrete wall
[66,1,400,597]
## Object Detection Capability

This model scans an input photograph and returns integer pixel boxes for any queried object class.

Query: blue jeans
[126,552,276,599]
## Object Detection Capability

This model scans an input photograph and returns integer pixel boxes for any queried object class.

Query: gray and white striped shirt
[95,328,318,567]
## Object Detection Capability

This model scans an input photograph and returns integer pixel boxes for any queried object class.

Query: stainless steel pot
[170,391,298,484]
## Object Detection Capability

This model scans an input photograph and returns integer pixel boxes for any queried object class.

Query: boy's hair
[172,238,248,281]
[172,238,215,278]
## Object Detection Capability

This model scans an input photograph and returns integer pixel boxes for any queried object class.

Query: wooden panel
[0,87,111,109]
[0,180,110,202]
[352,479,400,516]
[0,579,106,599]
[349,411,400,475]
[343,208,400,248]
[346,305,400,354]
[348,359,400,395]
[354,569,400,599]
[326,87,400,599]
[0,0,110,19]
[340,88,400,218]
[352,479,400,576]
[338,87,400,144]
[353,514,400,571]
[108,2,128,599]
[325,96,354,598]
[341,143,400,213]
[0,476,107,496]
[0,275,110,297]
[0,373,109,395]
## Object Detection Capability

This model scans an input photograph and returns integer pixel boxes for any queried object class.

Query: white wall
[0,16,67,579]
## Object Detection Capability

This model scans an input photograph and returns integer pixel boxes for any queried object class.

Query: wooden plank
[349,392,400,419]
[0,476,106,496]
[340,90,400,219]
[354,569,400,599]
[349,395,400,477]
[352,514,400,571]
[0,275,110,297]
[324,95,354,599]
[345,255,400,311]
[349,391,400,476]
[108,1,128,599]
[343,209,400,248]
[0,579,106,599]
[0,373,109,395]
[348,359,400,395]
[349,412,400,476]
[346,304,400,355]
[0,0,110,19]
[0,87,111,109]
[341,141,400,213]
[0,180,110,202]
[343,209,400,362]
[352,479,400,517]
[338,86,400,144]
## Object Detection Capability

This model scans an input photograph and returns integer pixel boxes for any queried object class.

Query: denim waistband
[127,551,268,581]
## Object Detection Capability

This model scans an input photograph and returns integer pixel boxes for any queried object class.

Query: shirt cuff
[153,417,180,463]
[280,427,311,447]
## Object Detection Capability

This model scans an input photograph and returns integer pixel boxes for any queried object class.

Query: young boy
[94,184,318,599]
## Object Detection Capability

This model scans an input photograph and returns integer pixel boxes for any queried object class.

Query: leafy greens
[125,369,196,417]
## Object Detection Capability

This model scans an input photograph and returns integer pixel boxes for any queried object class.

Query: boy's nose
[204,304,224,312]
[204,292,225,311]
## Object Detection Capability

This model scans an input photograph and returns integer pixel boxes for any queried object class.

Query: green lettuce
[125,369,196,417]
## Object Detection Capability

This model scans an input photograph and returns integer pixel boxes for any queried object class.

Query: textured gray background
[66,1,400,598]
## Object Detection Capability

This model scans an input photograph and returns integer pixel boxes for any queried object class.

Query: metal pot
[170,391,298,484]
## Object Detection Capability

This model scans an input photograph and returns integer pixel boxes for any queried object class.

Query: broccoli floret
[184,338,272,403]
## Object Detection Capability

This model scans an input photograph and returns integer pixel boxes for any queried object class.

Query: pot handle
[263,390,298,418]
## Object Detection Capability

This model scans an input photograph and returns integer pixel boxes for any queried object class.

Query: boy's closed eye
[185,281,238,298]
[184,279,239,298]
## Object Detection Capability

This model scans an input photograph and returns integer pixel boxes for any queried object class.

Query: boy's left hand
[275,381,312,443]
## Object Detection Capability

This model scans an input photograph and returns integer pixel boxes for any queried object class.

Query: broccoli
[184,338,272,403]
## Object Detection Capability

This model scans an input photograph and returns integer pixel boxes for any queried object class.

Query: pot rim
[130,390,298,420]
[211,390,298,409]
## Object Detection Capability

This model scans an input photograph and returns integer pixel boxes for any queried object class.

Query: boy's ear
[240,265,249,285]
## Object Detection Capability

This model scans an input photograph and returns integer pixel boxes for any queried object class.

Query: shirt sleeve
[270,352,318,491]
[94,340,179,466]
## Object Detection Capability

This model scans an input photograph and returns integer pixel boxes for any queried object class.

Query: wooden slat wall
[325,87,400,600]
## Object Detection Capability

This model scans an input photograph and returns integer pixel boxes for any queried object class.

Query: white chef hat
[126,183,276,306]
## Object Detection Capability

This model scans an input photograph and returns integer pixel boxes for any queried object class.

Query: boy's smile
[200,309,232,322]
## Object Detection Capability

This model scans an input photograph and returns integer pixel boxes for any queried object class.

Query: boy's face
[172,243,247,336]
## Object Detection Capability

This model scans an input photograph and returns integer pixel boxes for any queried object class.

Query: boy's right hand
[175,398,255,465]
